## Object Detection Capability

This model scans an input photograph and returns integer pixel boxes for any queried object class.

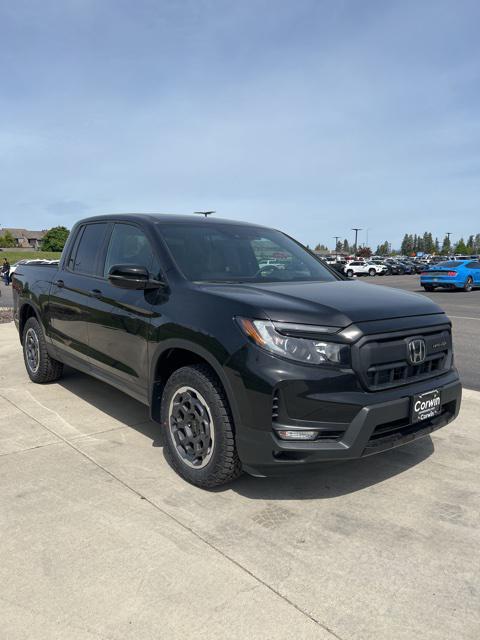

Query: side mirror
[108,265,164,290]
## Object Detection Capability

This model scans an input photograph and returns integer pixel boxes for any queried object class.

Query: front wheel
[22,316,63,383]
[463,276,474,292]
[161,365,242,488]
[346,269,354,277]
[368,268,376,277]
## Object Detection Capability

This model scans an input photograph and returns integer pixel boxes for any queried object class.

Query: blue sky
[1,0,479,250]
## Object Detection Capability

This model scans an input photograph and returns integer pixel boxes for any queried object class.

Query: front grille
[355,328,452,391]
[366,353,445,388]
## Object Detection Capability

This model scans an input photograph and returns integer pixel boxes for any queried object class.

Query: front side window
[158,223,338,283]
[72,223,108,275]
[104,224,154,276]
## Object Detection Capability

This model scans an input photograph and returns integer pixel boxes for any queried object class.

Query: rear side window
[467,262,480,269]
[71,223,108,275]
[103,223,154,276]
[436,261,463,268]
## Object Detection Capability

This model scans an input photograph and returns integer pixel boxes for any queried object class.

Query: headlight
[237,318,349,365]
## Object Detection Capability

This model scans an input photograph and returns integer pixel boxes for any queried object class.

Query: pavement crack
[0,440,62,457]
[1,392,344,640]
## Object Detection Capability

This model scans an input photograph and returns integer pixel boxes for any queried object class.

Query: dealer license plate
[411,389,442,423]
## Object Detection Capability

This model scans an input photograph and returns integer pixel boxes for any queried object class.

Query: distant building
[0,228,46,249]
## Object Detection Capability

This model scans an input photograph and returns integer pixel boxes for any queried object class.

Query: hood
[200,280,444,328]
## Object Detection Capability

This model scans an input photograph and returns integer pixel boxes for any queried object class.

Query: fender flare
[149,338,241,429]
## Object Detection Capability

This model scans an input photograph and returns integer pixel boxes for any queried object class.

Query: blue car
[420,259,480,292]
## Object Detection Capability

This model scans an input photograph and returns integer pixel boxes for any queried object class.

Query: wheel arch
[18,302,40,344]
[149,340,240,428]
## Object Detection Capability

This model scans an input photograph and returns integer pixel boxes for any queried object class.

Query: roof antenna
[193,210,215,218]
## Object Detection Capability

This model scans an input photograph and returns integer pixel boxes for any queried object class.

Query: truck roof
[75,213,266,228]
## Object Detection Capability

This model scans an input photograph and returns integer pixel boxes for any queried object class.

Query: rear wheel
[346,269,354,277]
[463,276,474,292]
[368,268,376,277]
[161,364,242,488]
[22,316,63,383]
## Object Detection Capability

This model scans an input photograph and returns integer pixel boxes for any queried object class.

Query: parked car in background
[344,261,383,277]
[396,261,415,274]
[384,259,406,275]
[420,260,480,292]
[258,259,286,271]
[9,259,59,282]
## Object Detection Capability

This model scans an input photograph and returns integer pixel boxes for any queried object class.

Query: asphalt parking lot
[1,288,480,638]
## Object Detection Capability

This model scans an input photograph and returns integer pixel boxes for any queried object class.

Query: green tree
[342,238,350,253]
[441,235,452,255]
[475,234,480,253]
[42,226,70,252]
[454,238,468,254]
[400,234,414,255]
[376,241,390,255]
[434,237,440,254]
[0,230,15,248]
[466,235,475,254]
[423,232,434,254]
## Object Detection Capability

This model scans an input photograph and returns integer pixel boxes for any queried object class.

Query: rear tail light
[447,271,457,277]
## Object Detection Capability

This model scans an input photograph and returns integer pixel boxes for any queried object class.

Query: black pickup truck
[13,214,462,487]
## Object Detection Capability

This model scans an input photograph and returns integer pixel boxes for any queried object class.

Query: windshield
[159,223,338,283]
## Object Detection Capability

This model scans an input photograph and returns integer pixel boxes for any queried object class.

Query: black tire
[423,285,435,292]
[161,364,242,488]
[368,268,376,277]
[22,316,63,383]
[346,269,354,277]
[463,276,474,292]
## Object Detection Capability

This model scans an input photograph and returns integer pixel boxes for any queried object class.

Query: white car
[9,259,60,279]
[344,261,387,277]
[258,259,285,270]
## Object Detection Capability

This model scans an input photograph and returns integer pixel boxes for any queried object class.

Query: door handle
[55,279,64,288]
[91,289,102,298]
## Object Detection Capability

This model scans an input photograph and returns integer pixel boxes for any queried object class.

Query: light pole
[333,236,340,259]
[352,228,362,256]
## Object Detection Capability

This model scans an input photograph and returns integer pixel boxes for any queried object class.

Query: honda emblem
[408,338,426,365]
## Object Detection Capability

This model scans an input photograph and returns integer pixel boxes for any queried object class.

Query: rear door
[49,222,110,366]
[85,222,158,402]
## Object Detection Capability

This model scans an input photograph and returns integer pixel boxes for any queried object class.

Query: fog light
[277,430,317,441]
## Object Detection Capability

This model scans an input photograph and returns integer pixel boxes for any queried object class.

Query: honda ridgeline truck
[13,215,462,487]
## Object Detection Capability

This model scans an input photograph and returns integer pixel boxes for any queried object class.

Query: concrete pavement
[1,321,479,639]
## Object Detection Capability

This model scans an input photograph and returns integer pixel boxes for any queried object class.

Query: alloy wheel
[25,327,40,373]
[168,386,215,469]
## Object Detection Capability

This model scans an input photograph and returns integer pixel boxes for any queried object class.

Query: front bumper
[229,348,461,476]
